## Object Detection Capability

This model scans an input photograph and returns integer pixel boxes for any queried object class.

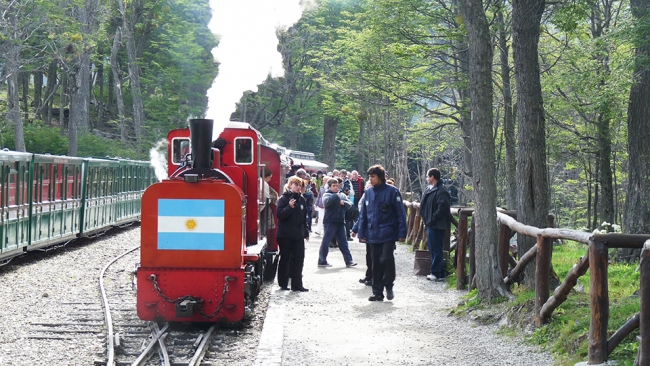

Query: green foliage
[0,123,67,155]
[78,134,139,159]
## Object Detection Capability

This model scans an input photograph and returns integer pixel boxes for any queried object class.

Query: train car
[136,119,282,323]
[0,150,155,265]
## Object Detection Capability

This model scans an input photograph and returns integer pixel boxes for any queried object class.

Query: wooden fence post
[589,239,609,364]
[469,218,476,290]
[456,211,468,290]
[405,202,416,243]
[640,241,650,365]
[535,234,552,326]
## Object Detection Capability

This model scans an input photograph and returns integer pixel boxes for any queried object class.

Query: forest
[1,0,649,240]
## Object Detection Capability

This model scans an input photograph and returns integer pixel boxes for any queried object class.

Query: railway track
[20,239,265,366]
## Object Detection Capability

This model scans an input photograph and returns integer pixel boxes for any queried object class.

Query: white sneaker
[426,274,438,281]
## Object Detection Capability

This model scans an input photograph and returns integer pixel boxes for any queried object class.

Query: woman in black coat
[275,176,310,292]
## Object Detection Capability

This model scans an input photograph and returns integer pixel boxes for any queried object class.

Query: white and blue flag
[157,199,225,250]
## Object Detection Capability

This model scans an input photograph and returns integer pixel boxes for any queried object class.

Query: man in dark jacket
[353,165,407,301]
[419,168,451,281]
[317,178,357,268]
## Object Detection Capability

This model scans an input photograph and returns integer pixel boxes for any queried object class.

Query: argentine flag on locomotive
[157,199,225,250]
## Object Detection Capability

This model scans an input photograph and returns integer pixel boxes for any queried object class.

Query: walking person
[317,178,357,268]
[419,168,451,282]
[275,176,310,292]
[353,165,407,301]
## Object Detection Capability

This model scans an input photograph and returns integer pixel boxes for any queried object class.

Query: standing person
[350,170,366,201]
[352,182,373,286]
[315,171,325,192]
[419,168,451,281]
[353,165,407,301]
[275,176,310,292]
[317,178,357,268]
[314,179,328,236]
[259,167,279,236]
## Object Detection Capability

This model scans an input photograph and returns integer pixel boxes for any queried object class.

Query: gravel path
[257,235,555,366]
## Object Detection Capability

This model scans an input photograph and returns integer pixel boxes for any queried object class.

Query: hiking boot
[386,288,394,300]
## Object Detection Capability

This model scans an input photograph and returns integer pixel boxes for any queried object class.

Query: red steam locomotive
[136,119,281,323]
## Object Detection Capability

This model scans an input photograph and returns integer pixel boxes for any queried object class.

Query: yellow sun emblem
[185,219,197,231]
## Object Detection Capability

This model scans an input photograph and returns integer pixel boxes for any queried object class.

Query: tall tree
[497,7,517,210]
[1,0,55,151]
[67,0,103,155]
[460,0,508,299]
[623,0,650,251]
[513,0,548,288]
[116,0,145,149]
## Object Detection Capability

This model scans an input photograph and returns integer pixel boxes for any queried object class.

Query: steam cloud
[206,0,308,138]
[149,139,169,181]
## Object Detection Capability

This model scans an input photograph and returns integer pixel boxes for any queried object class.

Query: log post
[588,239,609,364]
[469,218,476,290]
[535,234,552,326]
[498,223,511,278]
[539,250,590,320]
[456,211,468,290]
[639,241,650,366]
[406,202,416,243]
[411,212,422,251]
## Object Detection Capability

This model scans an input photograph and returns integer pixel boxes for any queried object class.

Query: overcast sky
[206,0,309,137]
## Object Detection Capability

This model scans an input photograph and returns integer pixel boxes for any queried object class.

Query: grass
[447,240,640,365]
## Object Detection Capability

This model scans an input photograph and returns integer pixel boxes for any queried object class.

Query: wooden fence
[402,202,650,365]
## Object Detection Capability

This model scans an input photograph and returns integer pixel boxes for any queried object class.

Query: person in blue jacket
[352,165,407,301]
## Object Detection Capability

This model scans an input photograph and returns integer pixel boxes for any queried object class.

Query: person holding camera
[353,165,407,302]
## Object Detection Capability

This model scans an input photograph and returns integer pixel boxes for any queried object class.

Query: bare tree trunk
[456,44,473,180]
[97,62,104,129]
[513,0,548,288]
[357,112,366,173]
[6,46,26,152]
[498,9,517,211]
[110,28,128,143]
[34,71,43,119]
[41,60,59,125]
[622,0,650,260]
[21,72,29,121]
[460,0,508,300]
[117,0,145,151]
[60,73,68,135]
[322,115,338,170]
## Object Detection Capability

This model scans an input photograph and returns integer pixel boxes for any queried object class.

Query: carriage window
[172,138,191,165]
[234,137,253,164]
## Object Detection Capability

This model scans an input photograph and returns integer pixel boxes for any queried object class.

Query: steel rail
[99,245,140,366]
[187,324,218,366]
[131,323,170,366]
[152,322,170,366]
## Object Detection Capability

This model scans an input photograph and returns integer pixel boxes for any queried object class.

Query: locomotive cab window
[172,138,191,165]
[234,137,253,165]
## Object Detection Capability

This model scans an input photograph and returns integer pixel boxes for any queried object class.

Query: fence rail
[401,201,650,365]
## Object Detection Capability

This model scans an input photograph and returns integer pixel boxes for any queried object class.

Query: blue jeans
[318,222,353,264]
[427,228,446,278]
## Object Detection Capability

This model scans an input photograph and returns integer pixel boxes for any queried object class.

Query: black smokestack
[189,119,214,169]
